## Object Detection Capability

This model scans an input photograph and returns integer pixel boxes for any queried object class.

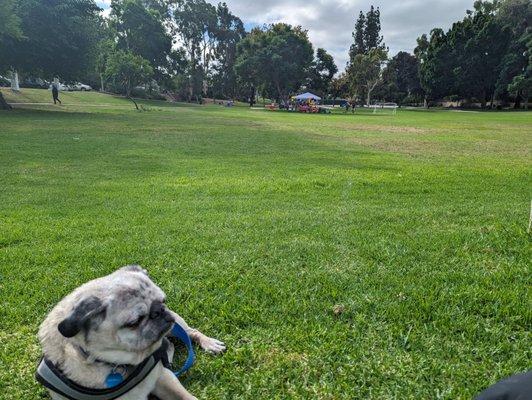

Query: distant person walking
[52,81,61,105]
[350,100,356,114]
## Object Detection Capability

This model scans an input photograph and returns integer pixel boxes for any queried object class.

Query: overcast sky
[97,0,475,69]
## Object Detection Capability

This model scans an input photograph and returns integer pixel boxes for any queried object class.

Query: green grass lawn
[0,88,531,399]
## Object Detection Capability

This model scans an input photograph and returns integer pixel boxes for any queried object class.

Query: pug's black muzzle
[149,301,174,339]
[149,301,174,322]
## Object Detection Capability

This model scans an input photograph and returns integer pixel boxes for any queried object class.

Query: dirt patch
[305,131,530,159]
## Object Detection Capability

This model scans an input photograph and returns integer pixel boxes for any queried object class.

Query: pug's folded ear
[58,296,107,338]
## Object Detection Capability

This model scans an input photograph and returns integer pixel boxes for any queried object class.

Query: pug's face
[57,266,175,365]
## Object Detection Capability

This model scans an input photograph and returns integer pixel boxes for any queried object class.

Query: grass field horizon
[1,88,530,399]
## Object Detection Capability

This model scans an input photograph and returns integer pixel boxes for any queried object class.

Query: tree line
[0,0,337,109]
[339,0,530,109]
[0,0,530,110]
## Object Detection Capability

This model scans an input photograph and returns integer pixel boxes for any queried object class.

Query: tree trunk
[275,81,283,107]
[525,92,529,111]
[249,86,255,107]
[11,70,20,92]
[480,90,487,109]
[127,95,139,110]
[126,83,139,110]
[100,74,105,92]
[0,91,12,110]
[514,91,522,109]
[366,90,371,107]
[424,96,428,109]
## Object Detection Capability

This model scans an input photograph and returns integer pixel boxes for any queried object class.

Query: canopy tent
[293,92,321,101]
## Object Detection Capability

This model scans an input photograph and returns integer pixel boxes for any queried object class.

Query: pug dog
[38,265,226,400]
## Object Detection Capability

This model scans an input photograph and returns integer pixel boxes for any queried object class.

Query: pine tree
[364,6,385,51]
[349,11,366,61]
[349,5,386,65]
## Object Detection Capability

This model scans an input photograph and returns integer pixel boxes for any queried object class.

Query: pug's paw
[200,337,226,355]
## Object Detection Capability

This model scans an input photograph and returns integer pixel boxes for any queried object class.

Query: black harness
[36,339,172,400]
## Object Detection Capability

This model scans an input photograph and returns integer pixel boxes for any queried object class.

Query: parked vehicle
[71,82,92,91]
[22,77,49,89]
[48,83,70,91]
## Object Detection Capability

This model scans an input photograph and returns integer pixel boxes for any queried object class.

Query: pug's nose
[149,301,165,320]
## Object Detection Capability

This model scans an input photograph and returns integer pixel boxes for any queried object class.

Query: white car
[71,82,92,91]
[48,83,70,91]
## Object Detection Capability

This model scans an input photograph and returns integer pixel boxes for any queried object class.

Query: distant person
[52,82,61,105]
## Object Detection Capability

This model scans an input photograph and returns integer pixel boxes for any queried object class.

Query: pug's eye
[123,315,145,329]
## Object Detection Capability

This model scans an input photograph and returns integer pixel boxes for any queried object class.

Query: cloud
[206,0,474,69]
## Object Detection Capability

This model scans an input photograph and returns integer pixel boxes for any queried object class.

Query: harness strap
[35,322,195,400]
[36,345,161,400]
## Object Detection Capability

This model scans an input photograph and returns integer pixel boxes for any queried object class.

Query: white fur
[38,267,225,400]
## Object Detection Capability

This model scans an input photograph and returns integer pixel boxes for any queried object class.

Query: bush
[150,92,166,101]
[402,94,423,106]
[131,87,149,99]
[130,86,166,100]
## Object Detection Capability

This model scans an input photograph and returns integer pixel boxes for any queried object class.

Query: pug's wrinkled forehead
[107,266,167,316]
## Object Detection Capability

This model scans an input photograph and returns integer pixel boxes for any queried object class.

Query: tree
[95,38,116,92]
[211,2,246,99]
[0,0,101,81]
[346,4,387,104]
[110,0,173,82]
[415,29,455,106]
[495,0,531,107]
[141,0,172,17]
[308,48,338,97]
[509,74,532,109]
[348,48,388,106]
[364,6,385,51]
[381,51,423,104]
[93,19,119,93]
[349,11,366,60]
[330,73,349,103]
[236,24,314,104]
[0,0,22,109]
[349,6,386,62]
[105,50,153,109]
[415,0,526,108]
[507,30,532,109]
[234,28,263,105]
[449,1,512,107]
[0,0,22,41]
[173,0,218,101]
